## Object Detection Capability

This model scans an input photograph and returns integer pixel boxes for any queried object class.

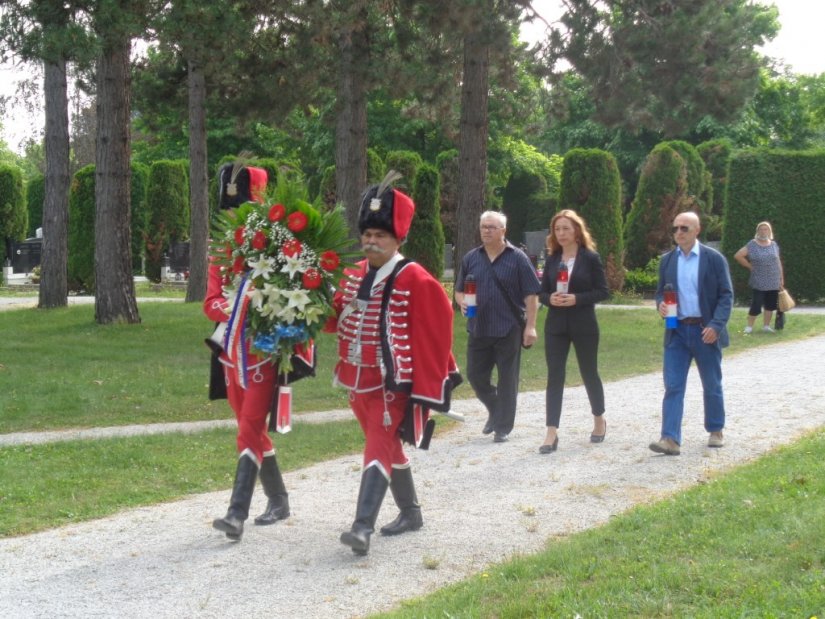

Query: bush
[502,169,549,247]
[317,164,336,209]
[384,150,422,194]
[697,138,732,217]
[68,165,96,292]
[367,148,384,184]
[623,256,660,294]
[25,174,45,237]
[131,162,150,274]
[436,150,459,245]
[624,143,688,269]
[663,140,706,211]
[406,163,445,278]
[559,148,625,290]
[0,163,27,247]
[145,160,189,282]
[722,148,825,302]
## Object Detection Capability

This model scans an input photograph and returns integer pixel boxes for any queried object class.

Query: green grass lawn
[1,301,823,432]
[1,300,824,616]
[375,428,825,619]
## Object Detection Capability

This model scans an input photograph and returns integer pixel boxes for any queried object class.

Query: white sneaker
[763,325,775,333]
[744,326,753,334]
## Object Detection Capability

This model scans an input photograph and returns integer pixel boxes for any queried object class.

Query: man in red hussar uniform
[329,171,462,556]
[204,162,313,541]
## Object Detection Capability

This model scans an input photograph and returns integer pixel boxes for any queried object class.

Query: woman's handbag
[777,288,796,313]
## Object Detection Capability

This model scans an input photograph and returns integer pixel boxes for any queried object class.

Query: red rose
[287,212,308,233]
[234,226,245,246]
[319,250,340,271]
[232,256,246,274]
[252,230,267,250]
[268,203,285,222]
[282,239,302,258]
[302,268,322,289]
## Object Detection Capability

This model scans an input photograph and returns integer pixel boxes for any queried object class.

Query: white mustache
[362,244,387,254]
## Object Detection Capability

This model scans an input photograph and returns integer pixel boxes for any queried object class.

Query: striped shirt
[456,242,541,337]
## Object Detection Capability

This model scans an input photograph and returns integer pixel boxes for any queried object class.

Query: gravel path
[2,333,824,618]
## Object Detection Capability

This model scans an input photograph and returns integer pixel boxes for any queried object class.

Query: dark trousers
[544,331,604,428]
[467,325,523,434]
[749,289,778,315]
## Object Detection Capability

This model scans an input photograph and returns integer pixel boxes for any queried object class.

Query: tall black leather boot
[380,466,423,536]
[340,466,389,556]
[254,453,290,525]
[212,450,259,541]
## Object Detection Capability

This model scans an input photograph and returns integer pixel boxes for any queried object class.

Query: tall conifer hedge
[723,149,825,301]
[624,144,688,269]
[406,163,445,278]
[145,160,189,281]
[559,148,624,290]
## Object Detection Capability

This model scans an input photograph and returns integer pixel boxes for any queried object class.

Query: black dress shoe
[590,419,607,443]
[493,432,509,443]
[538,436,559,454]
[482,420,494,435]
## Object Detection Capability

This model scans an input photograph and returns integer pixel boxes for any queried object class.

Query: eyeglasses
[671,225,691,233]
[480,225,503,231]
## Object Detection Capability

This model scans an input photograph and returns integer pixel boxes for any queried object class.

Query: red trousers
[224,361,276,463]
[350,388,410,478]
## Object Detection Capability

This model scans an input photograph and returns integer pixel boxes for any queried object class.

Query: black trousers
[544,330,605,428]
[466,325,523,434]
[749,288,778,315]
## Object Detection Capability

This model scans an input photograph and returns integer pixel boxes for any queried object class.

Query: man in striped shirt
[455,211,540,443]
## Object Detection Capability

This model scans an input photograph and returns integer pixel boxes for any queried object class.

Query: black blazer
[540,247,609,336]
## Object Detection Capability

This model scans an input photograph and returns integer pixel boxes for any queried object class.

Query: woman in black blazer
[539,209,609,454]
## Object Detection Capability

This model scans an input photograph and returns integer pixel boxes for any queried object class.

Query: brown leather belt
[679,317,703,325]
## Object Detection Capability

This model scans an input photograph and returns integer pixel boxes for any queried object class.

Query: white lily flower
[281,288,312,312]
[281,255,304,279]
[277,306,299,323]
[248,256,275,280]
[248,288,265,310]
[259,299,283,319]
[303,304,326,325]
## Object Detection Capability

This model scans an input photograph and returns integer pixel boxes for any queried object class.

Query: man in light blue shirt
[650,211,733,455]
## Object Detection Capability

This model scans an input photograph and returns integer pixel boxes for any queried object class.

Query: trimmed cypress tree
[697,138,733,217]
[317,164,336,209]
[436,149,459,245]
[131,162,150,274]
[0,164,28,253]
[406,163,445,279]
[145,160,189,282]
[559,148,624,290]
[625,144,688,269]
[502,169,548,247]
[67,165,96,291]
[367,148,384,184]
[663,140,706,212]
[384,150,422,194]
[25,174,46,238]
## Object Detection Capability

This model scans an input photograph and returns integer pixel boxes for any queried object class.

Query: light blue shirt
[677,242,701,319]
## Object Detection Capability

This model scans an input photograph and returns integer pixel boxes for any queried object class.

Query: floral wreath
[210,171,355,372]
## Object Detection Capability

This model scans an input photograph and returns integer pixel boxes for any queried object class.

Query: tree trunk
[38,57,70,309]
[335,11,369,237]
[185,59,209,303]
[94,37,140,324]
[455,30,489,276]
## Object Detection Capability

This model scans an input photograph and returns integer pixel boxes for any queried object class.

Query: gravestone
[523,230,548,266]
[11,238,42,274]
